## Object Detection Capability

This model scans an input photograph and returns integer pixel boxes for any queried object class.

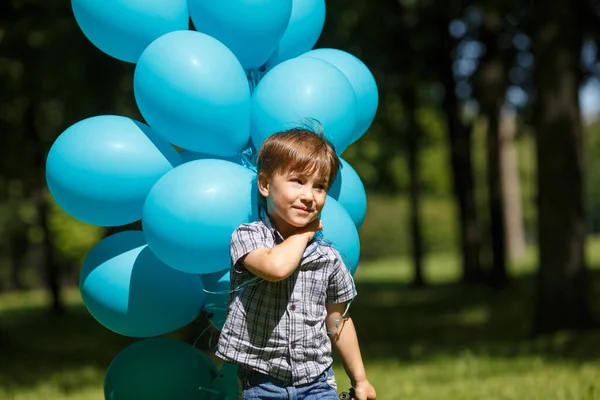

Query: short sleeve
[230,223,274,270]
[326,255,356,304]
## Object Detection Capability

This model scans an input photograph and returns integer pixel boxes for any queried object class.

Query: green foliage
[515,131,537,235]
[359,194,458,260]
[419,144,452,196]
[585,120,600,234]
[469,116,537,239]
[0,1,133,287]
[48,195,104,268]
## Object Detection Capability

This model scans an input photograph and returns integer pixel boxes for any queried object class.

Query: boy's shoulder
[231,219,270,239]
[315,241,345,265]
[235,220,266,230]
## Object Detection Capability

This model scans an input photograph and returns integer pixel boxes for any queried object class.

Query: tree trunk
[475,8,508,288]
[500,108,526,262]
[437,9,483,284]
[403,88,425,287]
[25,102,64,314]
[35,185,64,314]
[486,105,508,287]
[8,231,28,291]
[532,0,592,333]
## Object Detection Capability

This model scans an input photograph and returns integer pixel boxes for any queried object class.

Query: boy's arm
[241,219,321,282]
[326,303,377,400]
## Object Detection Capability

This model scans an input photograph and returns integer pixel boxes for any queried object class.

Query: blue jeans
[238,366,339,400]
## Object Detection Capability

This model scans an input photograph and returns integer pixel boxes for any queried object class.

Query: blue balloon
[180,150,243,166]
[212,362,240,399]
[320,196,360,275]
[134,30,251,156]
[104,338,217,400]
[199,270,230,330]
[266,0,326,68]
[46,115,181,227]
[80,231,205,337]
[251,57,358,154]
[143,159,258,274]
[189,0,293,69]
[71,0,188,63]
[329,159,367,230]
[301,49,379,143]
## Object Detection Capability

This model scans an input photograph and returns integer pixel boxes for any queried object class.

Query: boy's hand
[352,380,376,400]
[297,218,322,241]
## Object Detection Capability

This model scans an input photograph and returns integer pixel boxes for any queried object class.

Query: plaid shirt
[215,215,356,385]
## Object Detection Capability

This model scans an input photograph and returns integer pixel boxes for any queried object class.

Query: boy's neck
[264,209,296,240]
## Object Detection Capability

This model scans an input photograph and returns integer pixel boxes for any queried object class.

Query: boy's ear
[257,172,270,197]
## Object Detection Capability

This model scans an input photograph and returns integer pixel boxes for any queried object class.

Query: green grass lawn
[2,241,600,400]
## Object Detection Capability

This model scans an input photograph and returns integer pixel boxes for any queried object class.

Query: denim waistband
[238,365,333,388]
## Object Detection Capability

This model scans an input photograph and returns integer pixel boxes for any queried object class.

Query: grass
[2,240,600,399]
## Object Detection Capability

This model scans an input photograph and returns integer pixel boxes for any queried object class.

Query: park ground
[2,240,600,400]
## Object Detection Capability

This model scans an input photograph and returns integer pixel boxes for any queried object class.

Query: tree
[436,1,484,284]
[318,0,430,279]
[0,0,132,311]
[472,4,510,287]
[402,86,425,287]
[531,0,593,332]
[499,108,526,262]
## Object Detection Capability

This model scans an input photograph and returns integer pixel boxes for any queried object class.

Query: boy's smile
[258,170,328,238]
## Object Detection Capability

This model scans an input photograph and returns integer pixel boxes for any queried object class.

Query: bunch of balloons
[47,0,378,398]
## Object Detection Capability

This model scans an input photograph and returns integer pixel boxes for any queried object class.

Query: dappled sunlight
[1,365,105,400]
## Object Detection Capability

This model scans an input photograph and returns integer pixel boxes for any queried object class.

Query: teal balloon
[189,0,293,69]
[199,270,230,330]
[134,30,251,156]
[46,115,181,227]
[329,159,367,230]
[320,196,360,275]
[180,150,243,166]
[266,0,326,68]
[80,231,205,337]
[71,0,188,63]
[251,57,357,154]
[301,48,379,142]
[143,159,258,274]
[212,362,240,400]
[104,338,217,400]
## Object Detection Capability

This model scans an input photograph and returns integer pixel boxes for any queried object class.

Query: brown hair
[256,128,340,190]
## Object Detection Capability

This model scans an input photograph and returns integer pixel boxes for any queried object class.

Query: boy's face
[258,169,328,238]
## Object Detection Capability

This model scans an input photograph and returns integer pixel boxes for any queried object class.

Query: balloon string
[199,234,355,300]
[199,231,356,338]
[197,386,222,395]
[192,320,220,352]
[240,146,257,172]
[204,306,228,312]
[300,117,325,136]
[315,233,358,336]
[192,325,213,348]
[246,66,265,94]
[208,324,220,351]
[315,232,356,281]
[202,276,263,296]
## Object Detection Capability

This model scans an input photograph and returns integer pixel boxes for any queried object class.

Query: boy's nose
[299,186,314,201]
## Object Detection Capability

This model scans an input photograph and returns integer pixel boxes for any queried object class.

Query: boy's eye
[314,184,326,191]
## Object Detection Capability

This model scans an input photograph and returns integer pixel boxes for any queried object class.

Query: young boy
[216,128,376,400]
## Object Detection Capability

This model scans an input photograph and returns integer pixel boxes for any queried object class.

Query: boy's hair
[256,128,340,190]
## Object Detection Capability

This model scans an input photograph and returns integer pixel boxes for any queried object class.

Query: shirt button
[290,304,296,311]
[291,343,296,349]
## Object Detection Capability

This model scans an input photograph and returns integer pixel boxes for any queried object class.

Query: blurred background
[2,0,600,399]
